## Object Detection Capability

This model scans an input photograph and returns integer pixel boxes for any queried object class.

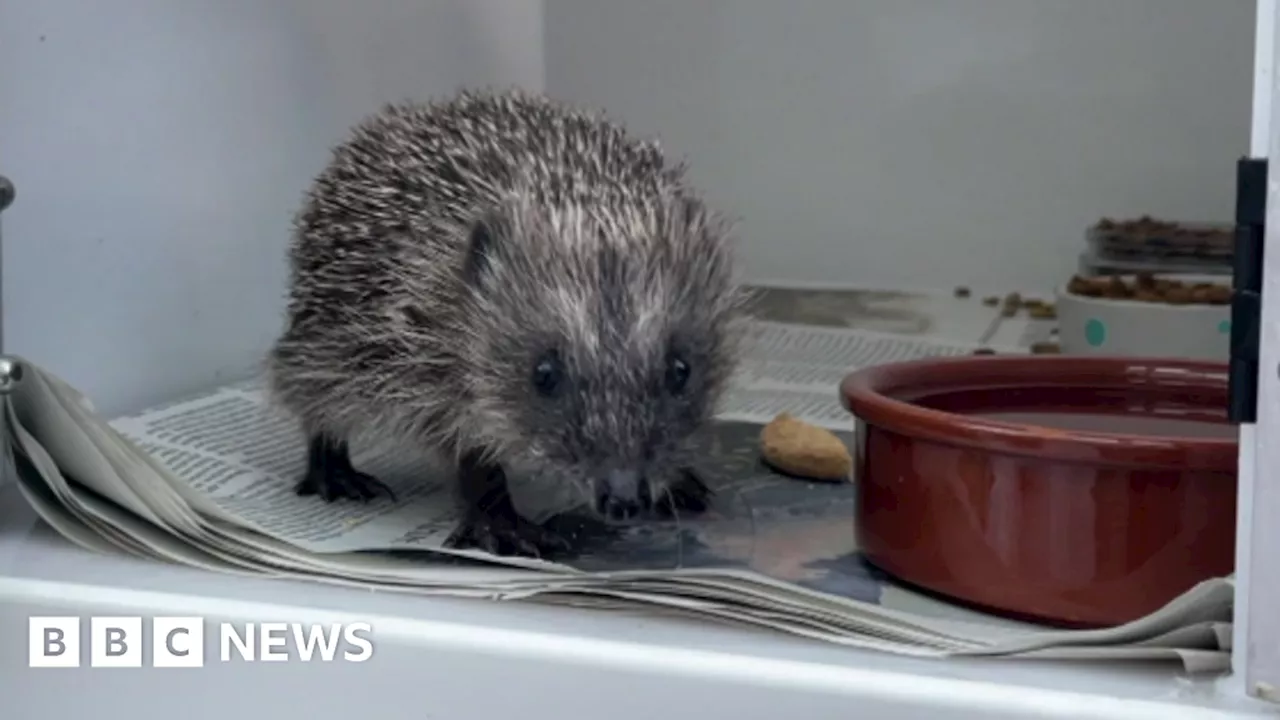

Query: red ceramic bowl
[839,355,1237,628]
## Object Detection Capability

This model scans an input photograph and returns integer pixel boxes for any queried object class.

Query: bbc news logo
[28,616,373,667]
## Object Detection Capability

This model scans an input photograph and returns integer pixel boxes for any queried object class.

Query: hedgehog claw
[295,433,396,503]
[448,449,572,558]
[295,465,394,503]
[446,510,571,559]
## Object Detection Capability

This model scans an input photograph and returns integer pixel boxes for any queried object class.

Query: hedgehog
[264,87,748,558]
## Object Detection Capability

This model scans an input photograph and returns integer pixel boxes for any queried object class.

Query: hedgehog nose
[594,468,648,520]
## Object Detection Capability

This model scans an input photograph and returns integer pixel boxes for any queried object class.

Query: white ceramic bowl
[1053,274,1232,361]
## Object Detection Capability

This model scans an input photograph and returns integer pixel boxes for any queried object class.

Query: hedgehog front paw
[295,433,397,503]
[294,464,396,503]
[652,467,712,518]
[446,509,571,559]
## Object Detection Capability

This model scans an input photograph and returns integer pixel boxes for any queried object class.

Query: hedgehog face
[458,192,745,521]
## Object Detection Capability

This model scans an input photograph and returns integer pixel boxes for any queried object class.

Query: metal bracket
[0,358,22,395]
[0,173,15,395]
[0,174,13,498]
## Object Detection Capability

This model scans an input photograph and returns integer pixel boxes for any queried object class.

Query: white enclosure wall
[0,1,1256,417]
[0,0,543,419]
[545,0,1255,293]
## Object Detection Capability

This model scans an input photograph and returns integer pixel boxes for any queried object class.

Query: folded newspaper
[0,320,1234,673]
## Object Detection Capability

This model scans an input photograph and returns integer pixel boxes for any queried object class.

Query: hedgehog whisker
[663,484,684,569]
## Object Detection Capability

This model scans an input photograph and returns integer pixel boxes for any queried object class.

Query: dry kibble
[1107,276,1129,298]
[954,285,971,298]
[1065,273,1230,306]
[1066,275,1098,297]
[759,412,852,482]
[1200,284,1233,304]
[982,295,1000,306]
[1030,341,1061,354]
[1091,216,1232,247]
[998,291,1022,317]
[1027,304,1057,319]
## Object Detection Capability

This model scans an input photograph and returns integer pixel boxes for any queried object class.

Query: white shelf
[0,485,1272,720]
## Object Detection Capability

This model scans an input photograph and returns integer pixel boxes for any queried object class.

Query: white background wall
[545,0,1256,293]
[0,0,543,417]
[0,0,1258,416]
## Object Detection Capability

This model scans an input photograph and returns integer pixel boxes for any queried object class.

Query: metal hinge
[0,172,13,495]
[1229,157,1266,423]
[0,173,11,366]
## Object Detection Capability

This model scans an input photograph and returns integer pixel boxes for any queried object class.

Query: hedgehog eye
[532,350,563,397]
[664,353,691,395]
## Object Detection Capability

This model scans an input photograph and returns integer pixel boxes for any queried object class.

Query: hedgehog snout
[591,468,651,521]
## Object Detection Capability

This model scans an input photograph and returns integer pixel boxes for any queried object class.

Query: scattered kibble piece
[759,413,852,482]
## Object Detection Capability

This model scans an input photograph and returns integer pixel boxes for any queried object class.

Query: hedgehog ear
[463,214,501,286]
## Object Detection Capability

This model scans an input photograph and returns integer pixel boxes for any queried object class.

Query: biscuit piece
[759,412,852,482]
